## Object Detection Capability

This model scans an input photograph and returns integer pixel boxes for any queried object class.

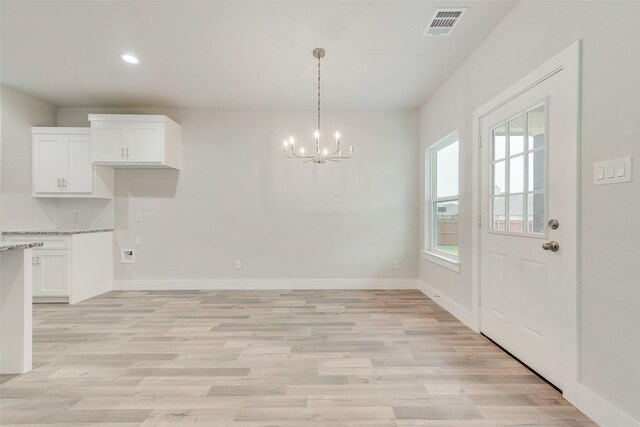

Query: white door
[33,250,69,298]
[92,122,127,162]
[65,135,93,193]
[478,53,578,389]
[127,122,163,162]
[33,135,65,193]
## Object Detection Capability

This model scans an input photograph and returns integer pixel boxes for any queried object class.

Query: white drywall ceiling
[1,1,516,109]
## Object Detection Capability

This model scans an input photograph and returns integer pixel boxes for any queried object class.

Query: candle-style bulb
[300,147,305,154]
[323,148,328,156]
[289,136,294,145]
[335,131,340,139]
[283,140,288,147]
[314,130,320,139]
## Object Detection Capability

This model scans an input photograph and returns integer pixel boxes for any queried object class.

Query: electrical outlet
[234,260,242,270]
[393,260,400,270]
[135,236,142,245]
[121,249,135,263]
[135,212,143,222]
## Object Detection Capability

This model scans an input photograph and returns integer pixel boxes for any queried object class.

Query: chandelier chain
[317,53,321,134]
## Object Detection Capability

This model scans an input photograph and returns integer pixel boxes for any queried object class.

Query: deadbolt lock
[548,219,559,229]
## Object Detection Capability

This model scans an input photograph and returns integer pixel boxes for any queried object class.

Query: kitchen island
[1,241,43,374]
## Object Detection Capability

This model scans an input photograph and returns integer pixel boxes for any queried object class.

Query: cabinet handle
[62,178,67,189]
[121,147,125,159]
[58,178,62,189]
[126,147,130,159]
[32,256,36,265]
[37,256,41,265]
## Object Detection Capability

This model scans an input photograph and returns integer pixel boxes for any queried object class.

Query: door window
[490,103,546,234]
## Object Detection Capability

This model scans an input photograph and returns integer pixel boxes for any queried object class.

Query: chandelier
[282,48,353,164]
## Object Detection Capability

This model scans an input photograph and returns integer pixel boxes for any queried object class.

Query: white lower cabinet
[32,249,70,299]
[4,232,113,304]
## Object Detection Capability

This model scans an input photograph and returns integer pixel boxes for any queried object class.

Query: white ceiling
[1,1,516,109]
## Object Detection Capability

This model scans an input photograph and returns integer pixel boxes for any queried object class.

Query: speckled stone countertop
[0,242,44,252]
[2,229,114,236]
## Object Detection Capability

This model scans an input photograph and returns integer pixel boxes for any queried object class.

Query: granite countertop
[2,229,114,236]
[0,242,44,252]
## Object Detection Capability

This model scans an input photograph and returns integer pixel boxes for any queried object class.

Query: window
[425,132,459,268]
[490,103,545,235]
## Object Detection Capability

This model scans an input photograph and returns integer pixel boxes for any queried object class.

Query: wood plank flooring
[0,290,595,426]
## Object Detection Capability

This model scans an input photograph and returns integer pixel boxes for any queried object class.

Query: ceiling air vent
[423,8,468,36]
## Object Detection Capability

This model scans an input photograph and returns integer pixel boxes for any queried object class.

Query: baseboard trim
[416,280,477,331]
[112,279,418,291]
[570,383,639,427]
[33,296,69,304]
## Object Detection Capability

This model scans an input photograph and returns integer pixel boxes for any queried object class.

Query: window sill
[421,250,460,273]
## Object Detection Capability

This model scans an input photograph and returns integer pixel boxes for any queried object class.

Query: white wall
[0,84,114,231]
[418,1,640,423]
[1,85,57,231]
[57,107,419,286]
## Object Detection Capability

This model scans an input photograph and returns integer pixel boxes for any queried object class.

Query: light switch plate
[593,157,632,185]
[135,212,143,222]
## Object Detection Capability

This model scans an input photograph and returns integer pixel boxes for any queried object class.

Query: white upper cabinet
[89,114,181,169]
[32,128,113,198]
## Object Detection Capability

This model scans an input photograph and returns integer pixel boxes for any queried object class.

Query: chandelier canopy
[282,48,353,164]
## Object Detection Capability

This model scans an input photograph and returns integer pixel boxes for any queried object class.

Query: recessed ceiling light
[119,53,139,64]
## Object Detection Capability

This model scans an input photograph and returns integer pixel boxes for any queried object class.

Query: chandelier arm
[329,152,351,159]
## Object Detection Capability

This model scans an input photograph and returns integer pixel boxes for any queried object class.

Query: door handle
[542,241,560,252]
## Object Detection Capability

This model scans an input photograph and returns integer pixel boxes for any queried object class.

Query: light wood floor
[0,290,595,426]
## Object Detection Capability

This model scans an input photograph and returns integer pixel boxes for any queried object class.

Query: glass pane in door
[508,194,524,232]
[489,103,546,235]
[528,193,545,233]
[527,105,545,150]
[493,125,506,160]
[492,197,506,231]
[509,115,525,155]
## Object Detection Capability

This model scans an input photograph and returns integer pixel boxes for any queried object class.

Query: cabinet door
[127,122,163,162]
[33,250,70,297]
[65,136,93,193]
[92,122,127,162]
[33,135,65,193]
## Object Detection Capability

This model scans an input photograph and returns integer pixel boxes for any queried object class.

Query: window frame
[423,131,460,272]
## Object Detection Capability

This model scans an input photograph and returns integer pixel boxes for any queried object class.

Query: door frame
[471,40,581,400]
